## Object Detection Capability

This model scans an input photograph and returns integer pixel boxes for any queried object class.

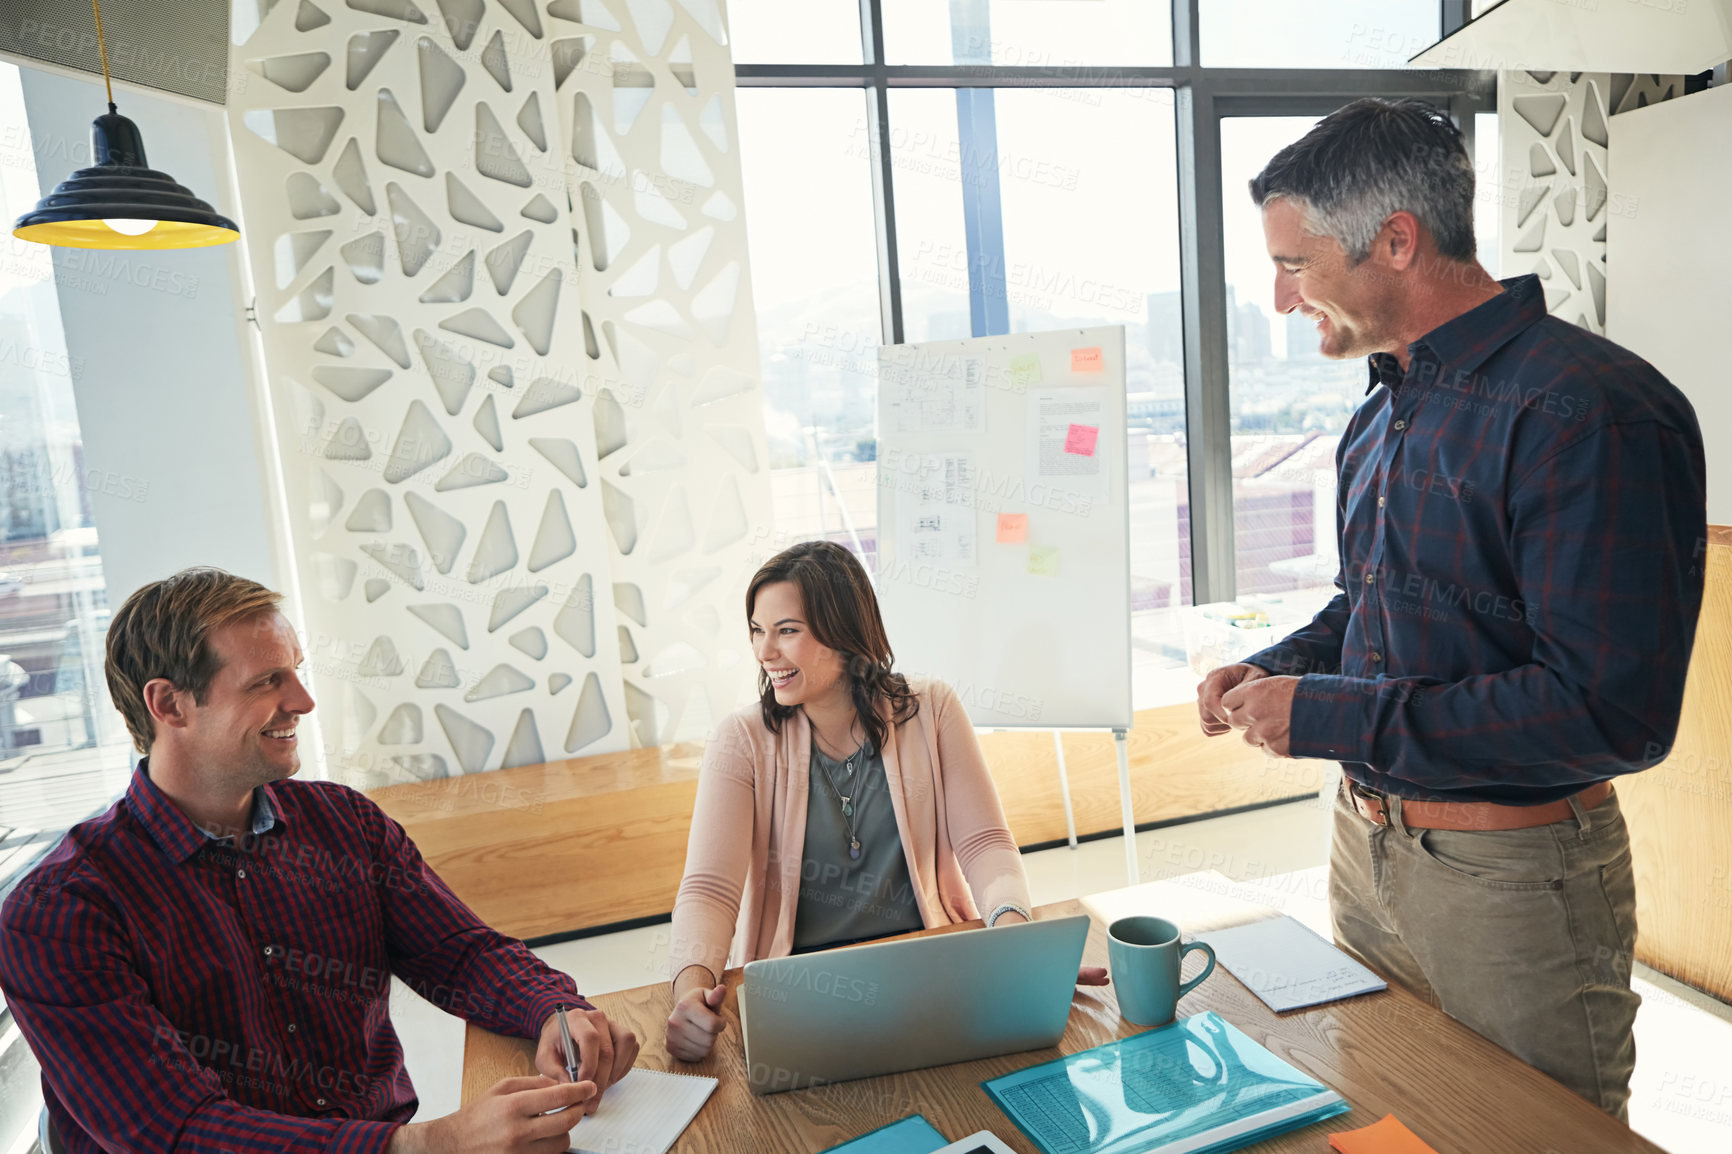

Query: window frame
[733,0,1495,604]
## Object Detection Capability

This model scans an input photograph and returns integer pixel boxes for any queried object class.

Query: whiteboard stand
[1114,729,1138,884]
[1052,731,1078,849]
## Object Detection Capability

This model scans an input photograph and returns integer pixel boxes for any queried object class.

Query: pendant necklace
[817,739,867,860]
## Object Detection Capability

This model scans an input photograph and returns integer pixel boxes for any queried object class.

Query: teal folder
[982,1012,1349,1154]
[821,1114,951,1153]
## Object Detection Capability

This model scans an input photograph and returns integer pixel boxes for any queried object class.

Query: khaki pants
[1329,782,1641,1120]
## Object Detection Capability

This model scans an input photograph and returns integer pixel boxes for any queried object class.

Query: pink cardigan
[668,678,1032,981]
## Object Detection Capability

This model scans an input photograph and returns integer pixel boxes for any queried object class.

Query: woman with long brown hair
[663,541,1103,1062]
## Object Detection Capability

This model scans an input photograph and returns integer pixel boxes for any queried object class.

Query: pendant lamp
[10,0,239,250]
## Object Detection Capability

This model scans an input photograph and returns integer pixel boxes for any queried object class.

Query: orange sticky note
[996,513,1028,544]
[1071,346,1103,372]
[1328,1114,1440,1154]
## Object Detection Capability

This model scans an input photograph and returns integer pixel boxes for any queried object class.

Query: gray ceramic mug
[1107,916,1217,1026]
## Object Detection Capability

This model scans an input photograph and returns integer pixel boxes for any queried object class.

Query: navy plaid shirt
[1246,274,1707,804]
[0,764,590,1153]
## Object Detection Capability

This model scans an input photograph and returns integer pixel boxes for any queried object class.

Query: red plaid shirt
[0,764,590,1152]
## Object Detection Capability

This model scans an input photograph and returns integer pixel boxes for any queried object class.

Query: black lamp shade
[12,109,239,250]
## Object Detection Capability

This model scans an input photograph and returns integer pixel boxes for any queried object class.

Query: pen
[556,1003,581,1085]
[542,1003,582,1115]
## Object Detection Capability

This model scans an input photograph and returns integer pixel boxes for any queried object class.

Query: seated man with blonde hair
[0,567,636,1153]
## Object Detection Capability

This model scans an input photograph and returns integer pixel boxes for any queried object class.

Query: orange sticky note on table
[1064,423,1099,456]
[1071,346,1103,371]
[996,513,1028,544]
[1328,1114,1440,1154]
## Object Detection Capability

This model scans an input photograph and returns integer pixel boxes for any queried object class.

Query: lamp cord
[91,0,115,110]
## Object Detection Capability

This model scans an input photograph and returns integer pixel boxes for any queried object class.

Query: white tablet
[933,1133,1018,1154]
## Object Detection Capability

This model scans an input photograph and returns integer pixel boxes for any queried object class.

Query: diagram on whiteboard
[883,351,988,435]
[900,452,978,567]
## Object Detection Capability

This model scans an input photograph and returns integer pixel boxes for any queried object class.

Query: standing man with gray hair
[1196,98,1705,1119]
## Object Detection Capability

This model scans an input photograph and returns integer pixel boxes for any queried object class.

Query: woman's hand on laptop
[1077,965,1110,987]
[667,966,727,1062]
[536,1006,639,1116]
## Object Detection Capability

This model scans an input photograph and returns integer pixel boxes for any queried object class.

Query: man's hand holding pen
[537,1003,640,1116]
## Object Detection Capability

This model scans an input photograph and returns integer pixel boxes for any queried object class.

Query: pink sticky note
[1064,423,1099,456]
[1071,346,1103,372]
[996,513,1028,544]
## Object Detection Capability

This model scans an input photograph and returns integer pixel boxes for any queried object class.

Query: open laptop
[739,914,1090,1094]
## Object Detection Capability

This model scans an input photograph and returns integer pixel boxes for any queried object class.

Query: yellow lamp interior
[12,218,239,250]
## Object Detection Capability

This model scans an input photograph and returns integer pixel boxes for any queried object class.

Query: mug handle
[1177,940,1216,1000]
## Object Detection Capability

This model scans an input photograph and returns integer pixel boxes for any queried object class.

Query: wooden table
[463,898,1666,1153]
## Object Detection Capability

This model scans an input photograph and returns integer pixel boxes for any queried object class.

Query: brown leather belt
[1346,780,1613,831]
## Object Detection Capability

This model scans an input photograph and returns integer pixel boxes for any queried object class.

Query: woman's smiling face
[749,580,849,710]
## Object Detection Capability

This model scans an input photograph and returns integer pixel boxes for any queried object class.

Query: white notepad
[566,1067,718,1154]
[1195,914,1387,1013]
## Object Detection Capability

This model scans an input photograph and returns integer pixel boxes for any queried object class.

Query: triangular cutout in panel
[339,231,385,284]
[346,29,398,89]
[242,106,345,164]
[376,88,435,176]
[486,230,534,294]
[359,540,425,589]
[418,250,475,304]
[473,394,504,451]
[435,452,509,490]
[383,400,453,483]
[497,0,543,37]
[345,488,392,532]
[346,313,412,367]
[347,0,429,21]
[332,137,376,214]
[517,92,547,152]
[552,574,596,656]
[288,172,341,218]
[407,601,469,648]
[488,582,549,631]
[464,663,535,702]
[446,172,503,232]
[467,500,518,582]
[277,267,335,322]
[526,490,576,571]
[529,436,587,487]
[412,328,477,414]
[433,703,493,773]
[404,490,467,574]
[416,35,465,131]
[416,648,461,688]
[480,29,513,91]
[314,325,354,357]
[475,103,533,186]
[313,366,391,402]
[512,377,581,418]
[512,269,561,355]
[564,672,612,753]
[501,709,544,768]
[440,308,516,347]
[322,416,372,460]
[434,0,483,49]
[386,182,441,274]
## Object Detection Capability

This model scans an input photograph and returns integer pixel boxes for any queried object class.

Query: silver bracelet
[986,902,1032,927]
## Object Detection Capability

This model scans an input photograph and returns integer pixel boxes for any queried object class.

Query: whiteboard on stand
[874,326,1132,732]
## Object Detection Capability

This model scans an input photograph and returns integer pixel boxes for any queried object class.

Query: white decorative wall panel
[229,0,635,786]
[1498,71,1682,335]
[547,0,771,746]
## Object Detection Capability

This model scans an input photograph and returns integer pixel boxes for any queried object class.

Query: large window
[729,2,1492,707]
[0,63,129,895]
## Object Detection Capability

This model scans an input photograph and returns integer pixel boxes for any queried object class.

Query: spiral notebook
[566,1067,718,1154]
[982,1012,1348,1154]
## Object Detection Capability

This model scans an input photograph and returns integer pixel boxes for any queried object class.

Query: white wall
[1605,83,1732,526]
[19,69,288,605]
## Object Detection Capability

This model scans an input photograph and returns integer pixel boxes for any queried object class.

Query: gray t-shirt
[792,739,924,953]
